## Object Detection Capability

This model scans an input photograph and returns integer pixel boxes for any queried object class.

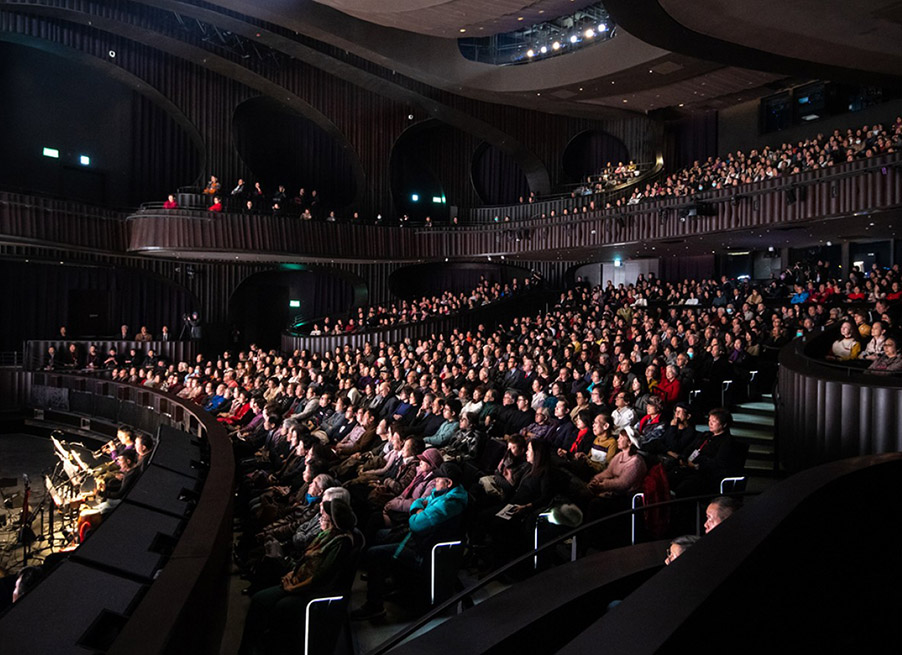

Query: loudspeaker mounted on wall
[80,417,91,430]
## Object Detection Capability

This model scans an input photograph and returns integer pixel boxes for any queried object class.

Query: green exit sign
[289,300,301,308]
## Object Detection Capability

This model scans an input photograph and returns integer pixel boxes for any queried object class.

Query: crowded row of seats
[147,116,900,226]
[84,262,889,647]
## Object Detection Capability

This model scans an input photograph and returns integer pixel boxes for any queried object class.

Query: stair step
[748,444,774,457]
[732,426,774,441]
[736,401,775,412]
[731,412,774,427]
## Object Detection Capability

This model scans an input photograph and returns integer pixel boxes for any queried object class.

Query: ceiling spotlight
[526,49,535,57]
[459,28,466,33]
[598,23,607,32]
[585,28,595,38]
[540,45,548,54]
[569,34,578,44]
[552,41,561,50]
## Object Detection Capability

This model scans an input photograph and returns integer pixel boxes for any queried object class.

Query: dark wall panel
[0,260,196,350]
[472,142,531,206]
[663,111,718,173]
[228,268,357,348]
[232,96,360,211]
[0,8,657,217]
[562,130,631,183]
[0,42,197,207]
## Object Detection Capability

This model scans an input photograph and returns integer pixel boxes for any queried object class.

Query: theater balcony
[124,152,902,263]
[777,325,902,473]
[3,152,901,264]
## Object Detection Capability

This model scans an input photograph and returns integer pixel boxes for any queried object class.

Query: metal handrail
[366,490,755,655]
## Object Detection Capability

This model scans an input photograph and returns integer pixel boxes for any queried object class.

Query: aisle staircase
[731,393,778,483]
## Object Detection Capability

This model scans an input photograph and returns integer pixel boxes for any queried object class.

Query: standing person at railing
[163,194,178,209]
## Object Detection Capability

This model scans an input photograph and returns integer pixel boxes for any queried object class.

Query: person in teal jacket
[352,463,468,620]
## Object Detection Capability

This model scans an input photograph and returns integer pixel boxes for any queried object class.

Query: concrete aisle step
[731,412,774,427]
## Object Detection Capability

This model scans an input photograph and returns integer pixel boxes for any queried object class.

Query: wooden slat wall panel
[124,153,902,261]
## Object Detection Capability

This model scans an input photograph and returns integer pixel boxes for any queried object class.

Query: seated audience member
[867,337,902,373]
[826,320,861,360]
[11,566,43,604]
[611,391,636,431]
[545,399,577,452]
[660,402,697,462]
[860,321,886,360]
[135,325,153,342]
[118,324,129,340]
[64,343,81,369]
[664,535,700,565]
[208,196,223,212]
[669,408,742,497]
[203,175,220,195]
[352,462,468,620]
[585,427,646,509]
[44,345,58,371]
[231,178,246,199]
[238,496,359,655]
[379,447,445,533]
[163,194,178,209]
[423,401,460,447]
[441,412,484,464]
[704,495,742,533]
[471,433,529,503]
[85,344,102,369]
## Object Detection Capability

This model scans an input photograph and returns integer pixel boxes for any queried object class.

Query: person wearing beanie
[352,460,468,620]
[238,496,359,655]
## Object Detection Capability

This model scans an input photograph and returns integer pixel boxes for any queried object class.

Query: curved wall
[777,332,902,472]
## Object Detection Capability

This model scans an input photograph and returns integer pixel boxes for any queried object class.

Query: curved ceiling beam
[0,31,206,184]
[602,0,902,86]
[0,1,370,207]
[135,0,553,194]
[3,0,553,196]
[179,0,655,117]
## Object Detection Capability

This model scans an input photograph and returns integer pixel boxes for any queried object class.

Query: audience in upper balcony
[163,194,178,209]
[208,196,223,212]
[622,119,902,207]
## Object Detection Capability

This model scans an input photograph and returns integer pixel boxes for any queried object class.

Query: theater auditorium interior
[1,0,901,653]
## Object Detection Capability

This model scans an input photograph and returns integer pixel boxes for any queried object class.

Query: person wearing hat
[238,496,359,655]
[381,447,445,526]
[352,462,468,620]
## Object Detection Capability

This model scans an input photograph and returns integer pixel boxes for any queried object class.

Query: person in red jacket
[208,196,223,212]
